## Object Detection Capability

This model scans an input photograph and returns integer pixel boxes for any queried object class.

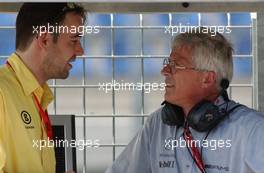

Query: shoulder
[228,102,264,127]
[217,101,264,140]
[0,65,9,78]
[237,106,264,136]
[0,66,10,85]
[0,65,17,94]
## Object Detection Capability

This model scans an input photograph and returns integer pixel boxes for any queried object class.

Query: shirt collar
[7,53,53,109]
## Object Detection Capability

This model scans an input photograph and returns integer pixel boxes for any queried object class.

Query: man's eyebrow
[170,56,186,66]
[169,58,180,65]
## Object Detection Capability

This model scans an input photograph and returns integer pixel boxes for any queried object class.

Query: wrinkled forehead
[170,45,194,65]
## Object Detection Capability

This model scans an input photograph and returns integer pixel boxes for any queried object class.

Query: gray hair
[172,28,233,90]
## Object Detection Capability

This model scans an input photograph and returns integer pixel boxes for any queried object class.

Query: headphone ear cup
[187,100,226,132]
[161,101,184,126]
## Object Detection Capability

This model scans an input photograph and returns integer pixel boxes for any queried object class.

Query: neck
[15,50,47,86]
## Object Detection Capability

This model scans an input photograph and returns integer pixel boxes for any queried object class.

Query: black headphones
[161,79,242,132]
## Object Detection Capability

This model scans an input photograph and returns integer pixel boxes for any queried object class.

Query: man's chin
[54,72,69,79]
[62,73,69,79]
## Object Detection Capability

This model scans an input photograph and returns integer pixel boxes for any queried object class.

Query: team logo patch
[21,111,32,124]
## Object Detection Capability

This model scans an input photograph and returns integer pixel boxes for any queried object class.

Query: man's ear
[36,33,53,50]
[201,71,216,89]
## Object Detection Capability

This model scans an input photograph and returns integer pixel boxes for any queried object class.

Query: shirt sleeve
[245,119,264,172]
[105,115,154,173]
[0,92,6,173]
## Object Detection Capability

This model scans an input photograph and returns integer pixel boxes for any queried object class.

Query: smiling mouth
[165,84,174,88]
[67,57,76,67]
[69,57,76,63]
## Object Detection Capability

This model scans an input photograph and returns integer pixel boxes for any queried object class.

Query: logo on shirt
[159,160,176,168]
[21,110,32,124]
[205,164,229,171]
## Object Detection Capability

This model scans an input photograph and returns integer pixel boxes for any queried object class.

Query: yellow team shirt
[0,53,56,173]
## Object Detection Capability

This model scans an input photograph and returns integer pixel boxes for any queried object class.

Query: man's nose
[161,65,171,77]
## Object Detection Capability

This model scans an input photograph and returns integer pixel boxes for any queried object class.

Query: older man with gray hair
[106,28,264,173]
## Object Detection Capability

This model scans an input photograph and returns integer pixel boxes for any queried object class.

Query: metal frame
[257,13,264,112]
[1,1,264,12]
